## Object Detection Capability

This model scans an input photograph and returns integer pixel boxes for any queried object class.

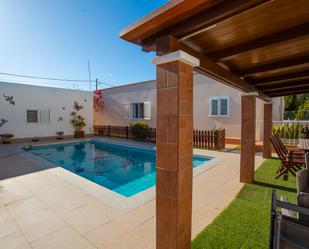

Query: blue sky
[0,0,168,90]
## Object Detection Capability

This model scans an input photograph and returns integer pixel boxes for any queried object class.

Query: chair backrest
[270,135,287,162]
[273,134,288,155]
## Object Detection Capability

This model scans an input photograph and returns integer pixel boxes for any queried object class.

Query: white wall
[94,80,156,127]
[94,74,283,140]
[0,82,93,139]
[193,74,266,139]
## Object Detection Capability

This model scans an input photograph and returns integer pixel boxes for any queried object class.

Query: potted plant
[32,137,39,142]
[0,133,14,144]
[300,126,309,139]
[70,111,86,138]
[56,131,64,140]
[130,122,149,141]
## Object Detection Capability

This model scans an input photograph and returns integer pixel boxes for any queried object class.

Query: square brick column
[152,51,199,249]
[240,94,256,183]
[263,102,273,158]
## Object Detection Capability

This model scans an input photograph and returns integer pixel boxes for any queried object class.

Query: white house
[94,73,284,141]
[0,82,93,139]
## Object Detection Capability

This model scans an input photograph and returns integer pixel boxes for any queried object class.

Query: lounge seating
[269,190,309,249]
[270,135,305,178]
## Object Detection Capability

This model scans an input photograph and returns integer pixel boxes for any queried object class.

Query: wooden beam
[142,0,272,51]
[209,22,309,60]
[261,80,309,91]
[268,88,309,97]
[155,36,271,102]
[235,55,309,77]
[249,69,309,85]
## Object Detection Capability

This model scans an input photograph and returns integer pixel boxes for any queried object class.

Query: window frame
[209,96,230,117]
[129,102,151,120]
[26,110,39,123]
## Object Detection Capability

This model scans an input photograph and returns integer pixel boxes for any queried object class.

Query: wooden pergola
[120,0,309,248]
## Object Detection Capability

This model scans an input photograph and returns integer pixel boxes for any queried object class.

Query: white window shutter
[39,110,50,123]
[143,102,151,120]
[128,104,134,119]
[124,104,130,118]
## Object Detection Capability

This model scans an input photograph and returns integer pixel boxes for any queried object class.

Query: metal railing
[272,120,309,146]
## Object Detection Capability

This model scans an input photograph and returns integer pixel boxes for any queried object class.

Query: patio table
[298,138,309,152]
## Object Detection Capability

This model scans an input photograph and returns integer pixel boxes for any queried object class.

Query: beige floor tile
[191,212,212,238]
[133,216,155,241]
[100,206,127,220]
[85,221,148,249]
[6,196,48,220]
[0,232,31,249]
[16,209,66,242]
[115,201,155,229]
[35,185,86,210]
[31,226,96,249]
[85,221,126,248]
[38,170,72,188]
[107,231,149,249]
[58,204,112,234]
[17,173,52,192]
[0,209,19,238]
[0,180,33,205]
[78,194,109,211]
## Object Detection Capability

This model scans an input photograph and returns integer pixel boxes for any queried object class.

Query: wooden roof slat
[250,69,309,85]
[208,22,309,60]
[141,0,272,51]
[259,79,309,91]
[268,88,309,97]
[235,55,309,77]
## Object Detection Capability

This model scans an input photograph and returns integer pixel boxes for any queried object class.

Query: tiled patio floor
[0,140,264,249]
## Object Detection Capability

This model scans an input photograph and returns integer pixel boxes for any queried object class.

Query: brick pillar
[263,103,273,158]
[240,94,256,183]
[152,51,199,249]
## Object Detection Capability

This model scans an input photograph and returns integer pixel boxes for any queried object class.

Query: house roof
[120,0,309,101]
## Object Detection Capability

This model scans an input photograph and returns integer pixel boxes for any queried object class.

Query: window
[27,110,38,123]
[39,110,50,123]
[26,109,50,123]
[209,97,229,117]
[128,102,151,120]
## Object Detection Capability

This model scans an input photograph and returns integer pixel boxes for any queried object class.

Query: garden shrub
[130,122,149,140]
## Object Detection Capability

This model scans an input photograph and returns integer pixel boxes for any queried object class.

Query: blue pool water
[28,141,212,197]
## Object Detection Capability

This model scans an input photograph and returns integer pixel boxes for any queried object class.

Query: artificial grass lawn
[192,158,297,249]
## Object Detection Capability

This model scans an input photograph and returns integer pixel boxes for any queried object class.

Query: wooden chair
[270,136,304,178]
[269,190,309,249]
[273,134,304,158]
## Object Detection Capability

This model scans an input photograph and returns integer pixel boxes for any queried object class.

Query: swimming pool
[27,140,212,197]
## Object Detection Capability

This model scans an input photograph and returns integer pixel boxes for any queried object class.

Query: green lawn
[192,158,297,249]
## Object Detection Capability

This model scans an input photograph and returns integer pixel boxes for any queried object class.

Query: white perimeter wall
[94,74,283,140]
[94,80,156,128]
[0,82,93,139]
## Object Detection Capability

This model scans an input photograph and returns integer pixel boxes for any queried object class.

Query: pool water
[28,141,212,197]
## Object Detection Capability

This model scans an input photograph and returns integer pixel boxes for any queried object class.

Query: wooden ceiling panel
[184,0,309,53]
[220,36,309,70]
[121,0,309,98]
[243,63,309,79]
